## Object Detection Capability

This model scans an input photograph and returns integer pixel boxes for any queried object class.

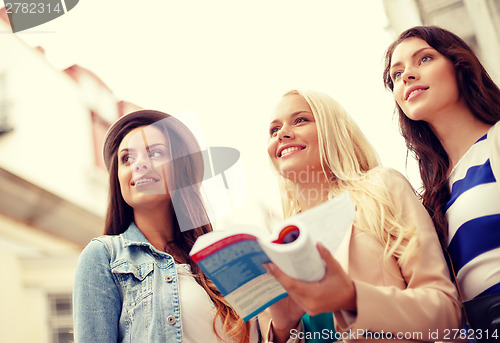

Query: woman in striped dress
[383,26,500,340]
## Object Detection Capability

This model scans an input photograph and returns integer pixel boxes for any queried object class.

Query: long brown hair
[383,26,500,246]
[103,110,250,342]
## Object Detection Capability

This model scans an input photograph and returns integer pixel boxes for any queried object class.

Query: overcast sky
[12,0,418,228]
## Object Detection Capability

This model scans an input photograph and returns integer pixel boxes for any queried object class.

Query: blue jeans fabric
[73,223,183,343]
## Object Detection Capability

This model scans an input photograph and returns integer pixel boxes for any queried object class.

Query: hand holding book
[190,192,356,321]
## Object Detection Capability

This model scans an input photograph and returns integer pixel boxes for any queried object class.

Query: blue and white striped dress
[445,122,500,301]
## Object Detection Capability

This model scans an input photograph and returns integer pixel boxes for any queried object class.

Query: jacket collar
[122,222,154,248]
[120,222,177,264]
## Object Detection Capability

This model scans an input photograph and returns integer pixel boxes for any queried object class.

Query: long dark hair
[383,26,500,246]
[103,110,250,342]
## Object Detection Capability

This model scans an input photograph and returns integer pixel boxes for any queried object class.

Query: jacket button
[165,276,173,282]
[166,315,176,325]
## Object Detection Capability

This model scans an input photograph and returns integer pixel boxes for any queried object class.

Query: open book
[189,192,356,322]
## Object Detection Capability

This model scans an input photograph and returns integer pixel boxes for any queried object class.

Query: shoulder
[489,120,500,136]
[367,167,415,194]
[92,233,122,247]
[375,167,408,181]
[489,121,500,151]
[78,235,120,264]
[488,121,500,185]
[364,168,425,220]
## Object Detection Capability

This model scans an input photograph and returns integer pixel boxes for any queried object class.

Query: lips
[132,176,160,186]
[277,145,305,157]
[405,86,429,100]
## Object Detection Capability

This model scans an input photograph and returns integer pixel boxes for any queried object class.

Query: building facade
[383,0,500,84]
[0,8,139,343]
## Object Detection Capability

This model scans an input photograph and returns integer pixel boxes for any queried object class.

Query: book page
[289,192,355,254]
[191,234,287,321]
[261,192,355,281]
[189,193,355,321]
[259,225,325,281]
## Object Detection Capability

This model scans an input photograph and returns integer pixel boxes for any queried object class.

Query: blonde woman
[264,90,462,342]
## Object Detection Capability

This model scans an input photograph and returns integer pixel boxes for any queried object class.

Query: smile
[406,87,428,101]
[279,146,304,157]
[133,177,160,186]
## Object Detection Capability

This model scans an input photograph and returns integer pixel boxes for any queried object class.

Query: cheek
[157,164,171,188]
[446,73,460,99]
[392,88,409,115]
[267,140,280,170]
[393,85,405,105]
[117,168,130,190]
[267,139,276,159]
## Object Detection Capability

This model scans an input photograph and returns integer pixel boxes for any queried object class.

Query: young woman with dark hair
[383,25,500,336]
[73,110,259,342]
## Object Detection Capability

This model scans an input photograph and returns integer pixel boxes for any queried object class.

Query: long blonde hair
[276,90,418,265]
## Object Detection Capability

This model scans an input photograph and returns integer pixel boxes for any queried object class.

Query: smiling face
[117,125,171,210]
[389,37,463,124]
[267,94,323,181]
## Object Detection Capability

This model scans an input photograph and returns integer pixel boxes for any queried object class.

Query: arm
[265,244,356,317]
[267,169,462,340]
[260,305,306,343]
[264,244,356,343]
[73,239,122,343]
[335,169,462,338]
[489,121,500,192]
[262,297,305,343]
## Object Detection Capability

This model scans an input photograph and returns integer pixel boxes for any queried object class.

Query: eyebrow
[390,46,434,70]
[147,143,168,149]
[269,110,312,128]
[118,143,168,155]
[119,148,132,155]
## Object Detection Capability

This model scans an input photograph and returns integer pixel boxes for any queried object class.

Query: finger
[317,242,342,274]
[264,262,283,279]
[264,263,297,290]
[317,242,335,264]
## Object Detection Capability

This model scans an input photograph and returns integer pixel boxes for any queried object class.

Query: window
[488,0,500,38]
[90,111,110,170]
[48,293,73,343]
[0,72,12,135]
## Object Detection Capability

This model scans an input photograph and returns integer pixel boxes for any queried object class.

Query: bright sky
[13,0,419,228]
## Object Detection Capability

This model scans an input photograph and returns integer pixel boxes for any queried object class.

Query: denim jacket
[73,223,183,343]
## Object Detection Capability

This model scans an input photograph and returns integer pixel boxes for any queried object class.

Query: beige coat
[265,168,462,343]
[332,168,462,342]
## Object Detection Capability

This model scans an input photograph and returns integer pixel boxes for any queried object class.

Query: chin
[278,167,302,182]
[129,193,169,206]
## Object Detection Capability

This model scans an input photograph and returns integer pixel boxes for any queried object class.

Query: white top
[446,121,500,301]
[177,264,259,342]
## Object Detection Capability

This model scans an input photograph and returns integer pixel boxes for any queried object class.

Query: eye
[392,71,402,80]
[269,126,280,136]
[295,117,308,124]
[121,154,134,165]
[421,55,432,64]
[149,150,163,158]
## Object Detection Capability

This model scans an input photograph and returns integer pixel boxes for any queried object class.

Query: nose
[133,155,151,171]
[135,163,148,170]
[277,125,294,140]
[402,67,418,83]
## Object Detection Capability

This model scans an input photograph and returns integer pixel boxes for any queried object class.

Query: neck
[133,204,176,251]
[428,106,491,170]
[294,171,333,212]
